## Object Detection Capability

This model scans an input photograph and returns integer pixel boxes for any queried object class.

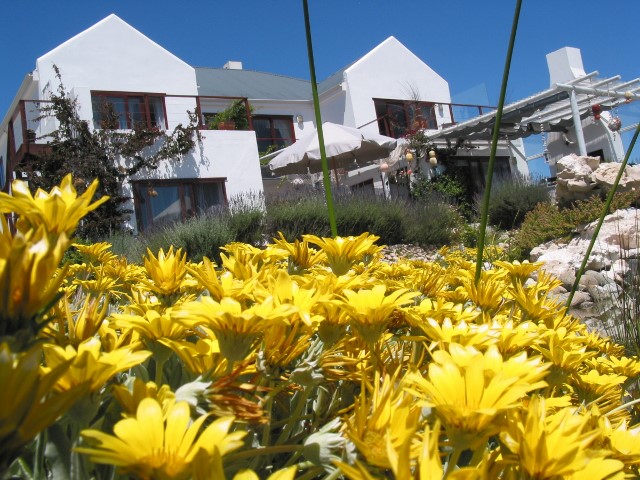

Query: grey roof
[195,67,312,100]
[317,63,351,94]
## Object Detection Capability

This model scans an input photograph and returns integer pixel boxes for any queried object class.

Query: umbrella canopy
[267,122,397,175]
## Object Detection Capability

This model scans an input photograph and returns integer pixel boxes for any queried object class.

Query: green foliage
[227,193,266,245]
[411,171,472,217]
[144,214,235,263]
[483,176,551,230]
[207,100,251,130]
[265,194,332,241]
[265,190,461,247]
[510,191,639,260]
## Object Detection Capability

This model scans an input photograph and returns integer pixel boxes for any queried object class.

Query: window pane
[128,97,144,128]
[272,119,293,145]
[92,96,126,129]
[148,185,181,227]
[195,183,224,215]
[253,118,271,139]
[387,103,407,138]
[148,96,165,129]
[107,96,128,129]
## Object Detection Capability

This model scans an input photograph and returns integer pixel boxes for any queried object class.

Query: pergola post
[569,89,588,156]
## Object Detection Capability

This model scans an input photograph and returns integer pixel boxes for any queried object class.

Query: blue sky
[2,1,639,176]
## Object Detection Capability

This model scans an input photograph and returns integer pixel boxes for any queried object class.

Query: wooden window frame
[373,98,437,138]
[91,91,169,130]
[132,178,227,232]
[252,115,295,151]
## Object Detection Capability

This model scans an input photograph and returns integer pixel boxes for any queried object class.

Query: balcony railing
[4,95,255,180]
[362,101,497,139]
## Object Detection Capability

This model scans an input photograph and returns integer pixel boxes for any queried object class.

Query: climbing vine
[22,66,201,240]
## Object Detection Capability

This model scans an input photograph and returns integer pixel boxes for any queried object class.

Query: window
[374,99,437,138]
[252,115,295,153]
[91,92,167,130]
[133,178,226,231]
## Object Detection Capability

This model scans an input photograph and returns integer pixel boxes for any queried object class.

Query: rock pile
[531,208,640,326]
[556,153,640,204]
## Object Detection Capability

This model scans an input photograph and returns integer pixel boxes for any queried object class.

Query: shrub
[265,189,461,247]
[143,214,234,263]
[411,171,472,216]
[265,193,331,241]
[227,193,266,245]
[510,190,640,260]
[482,176,551,230]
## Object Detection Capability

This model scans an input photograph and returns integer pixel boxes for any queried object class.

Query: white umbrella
[267,122,397,175]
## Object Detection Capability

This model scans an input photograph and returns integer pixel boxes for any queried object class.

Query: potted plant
[208,100,252,130]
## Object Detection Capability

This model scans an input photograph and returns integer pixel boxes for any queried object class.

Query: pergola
[426,71,640,163]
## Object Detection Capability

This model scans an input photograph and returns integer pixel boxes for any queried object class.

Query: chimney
[223,61,243,70]
[546,47,586,86]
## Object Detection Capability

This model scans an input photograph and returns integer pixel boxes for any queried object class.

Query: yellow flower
[162,335,229,377]
[76,398,245,480]
[601,416,640,466]
[345,371,421,469]
[304,232,380,276]
[42,337,151,392]
[111,309,191,342]
[339,285,418,345]
[459,269,507,314]
[0,343,86,473]
[263,269,326,326]
[0,174,108,236]
[405,343,548,449]
[142,246,189,301]
[501,396,623,479]
[494,259,543,285]
[271,232,326,273]
[173,297,295,363]
[187,257,254,302]
[233,466,297,480]
[73,241,119,264]
[0,225,68,343]
[45,293,109,347]
[112,378,176,417]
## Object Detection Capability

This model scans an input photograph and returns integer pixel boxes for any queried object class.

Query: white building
[3,14,634,233]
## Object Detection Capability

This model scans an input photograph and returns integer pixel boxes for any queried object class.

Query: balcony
[370,98,497,139]
[3,95,256,188]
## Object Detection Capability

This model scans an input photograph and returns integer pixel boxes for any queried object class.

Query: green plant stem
[17,457,33,479]
[33,431,46,480]
[225,444,303,462]
[566,123,640,307]
[445,447,462,477]
[295,465,326,480]
[276,387,312,445]
[302,0,337,237]
[475,0,522,283]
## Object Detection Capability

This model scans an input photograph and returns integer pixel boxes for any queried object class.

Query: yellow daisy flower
[0,174,108,237]
[76,398,245,480]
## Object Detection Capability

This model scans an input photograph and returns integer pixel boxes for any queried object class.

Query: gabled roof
[195,68,311,100]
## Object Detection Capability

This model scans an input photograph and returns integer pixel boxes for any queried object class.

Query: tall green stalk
[302,0,338,237]
[566,123,640,307]
[475,0,522,283]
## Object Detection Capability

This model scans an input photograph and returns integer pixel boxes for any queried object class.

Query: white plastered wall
[31,14,263,231]
[340,37,452,134]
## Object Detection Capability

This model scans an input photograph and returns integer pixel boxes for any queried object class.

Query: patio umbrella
[267,122,397,175]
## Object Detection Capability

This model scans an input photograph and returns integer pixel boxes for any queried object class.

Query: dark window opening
[91,92,167,130]
[133,178,226,231]
[374,99,437,138]
[252,115,295,154]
